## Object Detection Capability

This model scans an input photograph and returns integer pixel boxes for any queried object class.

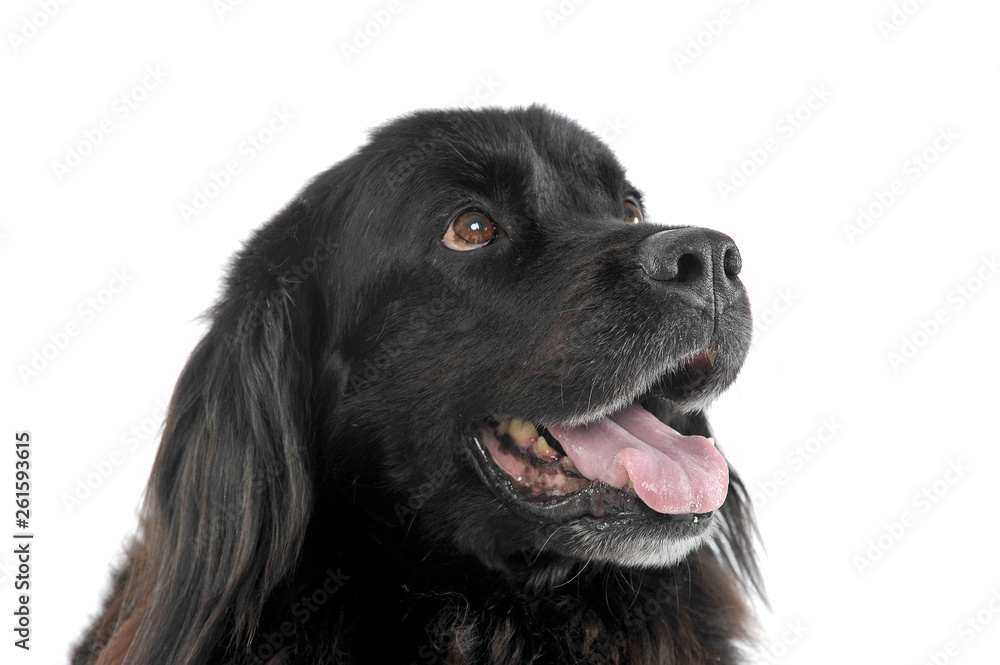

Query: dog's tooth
[559,455,576,471]
[508,418,538,445]
[707,437,715,447]
[496,419,511,437]
[532,436,558,459]
[627,478,635,490]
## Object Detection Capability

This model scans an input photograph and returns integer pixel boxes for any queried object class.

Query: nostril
[675,253,703,284]
[635,228,742,292]
[723,248,741,278]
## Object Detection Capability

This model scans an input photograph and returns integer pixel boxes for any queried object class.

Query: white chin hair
[564,519,719,568]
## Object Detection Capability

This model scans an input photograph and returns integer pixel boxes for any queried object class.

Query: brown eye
[444,211,495,250]
[624,201,643,224]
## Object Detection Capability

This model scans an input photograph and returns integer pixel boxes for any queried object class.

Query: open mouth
[467,349,728,523]
[652,348,716,399]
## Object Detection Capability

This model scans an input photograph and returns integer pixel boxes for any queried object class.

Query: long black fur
[74,106,762,665]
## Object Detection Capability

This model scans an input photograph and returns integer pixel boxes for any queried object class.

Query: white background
[2,1,999,663]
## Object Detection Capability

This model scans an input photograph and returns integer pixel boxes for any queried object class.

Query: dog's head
[117,106,758,664]
[302,106,753,568]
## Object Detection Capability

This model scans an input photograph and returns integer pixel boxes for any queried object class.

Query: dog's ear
[102,201,325,665]
[668,409,765,603]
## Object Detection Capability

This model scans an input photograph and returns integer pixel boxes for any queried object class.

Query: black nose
[636,227,743,303]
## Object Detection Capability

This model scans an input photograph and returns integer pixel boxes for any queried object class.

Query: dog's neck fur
[238,498,752,665]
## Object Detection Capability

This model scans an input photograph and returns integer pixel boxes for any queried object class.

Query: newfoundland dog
[74,105,762,665]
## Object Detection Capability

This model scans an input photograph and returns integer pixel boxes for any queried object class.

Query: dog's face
[313,106,751,572]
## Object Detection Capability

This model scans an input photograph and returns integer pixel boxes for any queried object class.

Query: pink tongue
[548,403,729,514]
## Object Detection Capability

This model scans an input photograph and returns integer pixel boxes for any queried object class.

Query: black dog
[74,106,761,665]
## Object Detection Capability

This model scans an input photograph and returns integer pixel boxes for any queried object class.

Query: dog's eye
[624,201,644,224]
[444,212,496,250]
